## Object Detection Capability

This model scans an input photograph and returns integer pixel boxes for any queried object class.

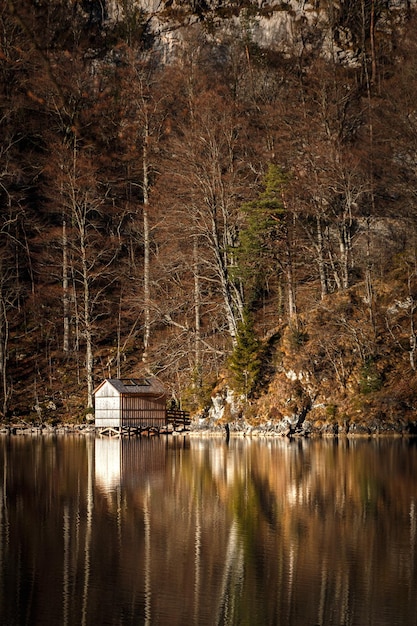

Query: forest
[2,0,417,430]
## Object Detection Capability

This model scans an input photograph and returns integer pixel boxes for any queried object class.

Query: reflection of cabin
[95,437,184,492]
[94,378,167,430]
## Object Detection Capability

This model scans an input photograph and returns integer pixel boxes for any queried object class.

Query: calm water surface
[1,434,417,625]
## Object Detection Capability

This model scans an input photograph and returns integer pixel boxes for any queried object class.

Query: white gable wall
[95,380,120,397]
[95,381,121,427]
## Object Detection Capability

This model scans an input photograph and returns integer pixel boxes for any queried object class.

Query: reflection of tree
[143,482,151,625]
[180,438,417,625]
[2,437,417,625]
[215,520,244,625]
[81,437,94,626]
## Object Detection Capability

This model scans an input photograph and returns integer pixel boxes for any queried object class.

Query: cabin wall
[95,395,121,428]
[120,395,166,427]
[94,392,167,428]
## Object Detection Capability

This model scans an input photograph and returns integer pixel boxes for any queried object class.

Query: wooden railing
[166,409,191,430]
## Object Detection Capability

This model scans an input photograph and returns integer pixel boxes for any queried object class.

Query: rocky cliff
[100,0,417,63]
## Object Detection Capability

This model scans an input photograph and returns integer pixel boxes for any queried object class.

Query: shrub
[359,357,383,394]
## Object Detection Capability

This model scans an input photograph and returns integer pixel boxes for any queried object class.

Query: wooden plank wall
[120,394,166,427]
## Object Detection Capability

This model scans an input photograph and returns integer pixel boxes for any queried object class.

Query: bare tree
[0,258,16,416]
[164,88,251,342]
[49,138,119,408]
[116,48,170,368]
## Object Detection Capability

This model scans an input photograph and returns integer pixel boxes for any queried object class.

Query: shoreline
[1,421,416,439]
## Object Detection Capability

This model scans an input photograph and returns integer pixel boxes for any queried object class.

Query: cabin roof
[94,377,166,398]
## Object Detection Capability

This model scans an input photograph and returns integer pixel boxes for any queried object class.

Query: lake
[1,433,416,625]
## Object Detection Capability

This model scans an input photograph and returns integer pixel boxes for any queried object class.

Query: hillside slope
[2,0,417,432]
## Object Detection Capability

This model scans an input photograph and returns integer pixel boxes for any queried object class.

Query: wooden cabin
[94,378,167,430]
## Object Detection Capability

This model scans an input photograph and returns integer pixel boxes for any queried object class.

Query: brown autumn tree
[141,42,258,401]
[0,0,54,414]
[110,46,175,371]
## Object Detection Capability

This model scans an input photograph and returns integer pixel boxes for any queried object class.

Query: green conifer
[237,164,287,309]
[228,312,262,399]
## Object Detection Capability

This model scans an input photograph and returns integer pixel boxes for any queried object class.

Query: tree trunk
[316,215,328,299]
[63,218,70,353]
[286,247,297,321]
[339,227,349,290]
[281,194,297,322]
[81,235,94,409]
[0,294,9,416]
[370,0,377,86]
[211,218,240,341]
[142,123,151,366]
[193,236,202,388]
[409,273,416,371]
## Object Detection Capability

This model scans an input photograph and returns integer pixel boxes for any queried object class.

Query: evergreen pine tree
[228,312,262,399]
[237,164,287,310]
